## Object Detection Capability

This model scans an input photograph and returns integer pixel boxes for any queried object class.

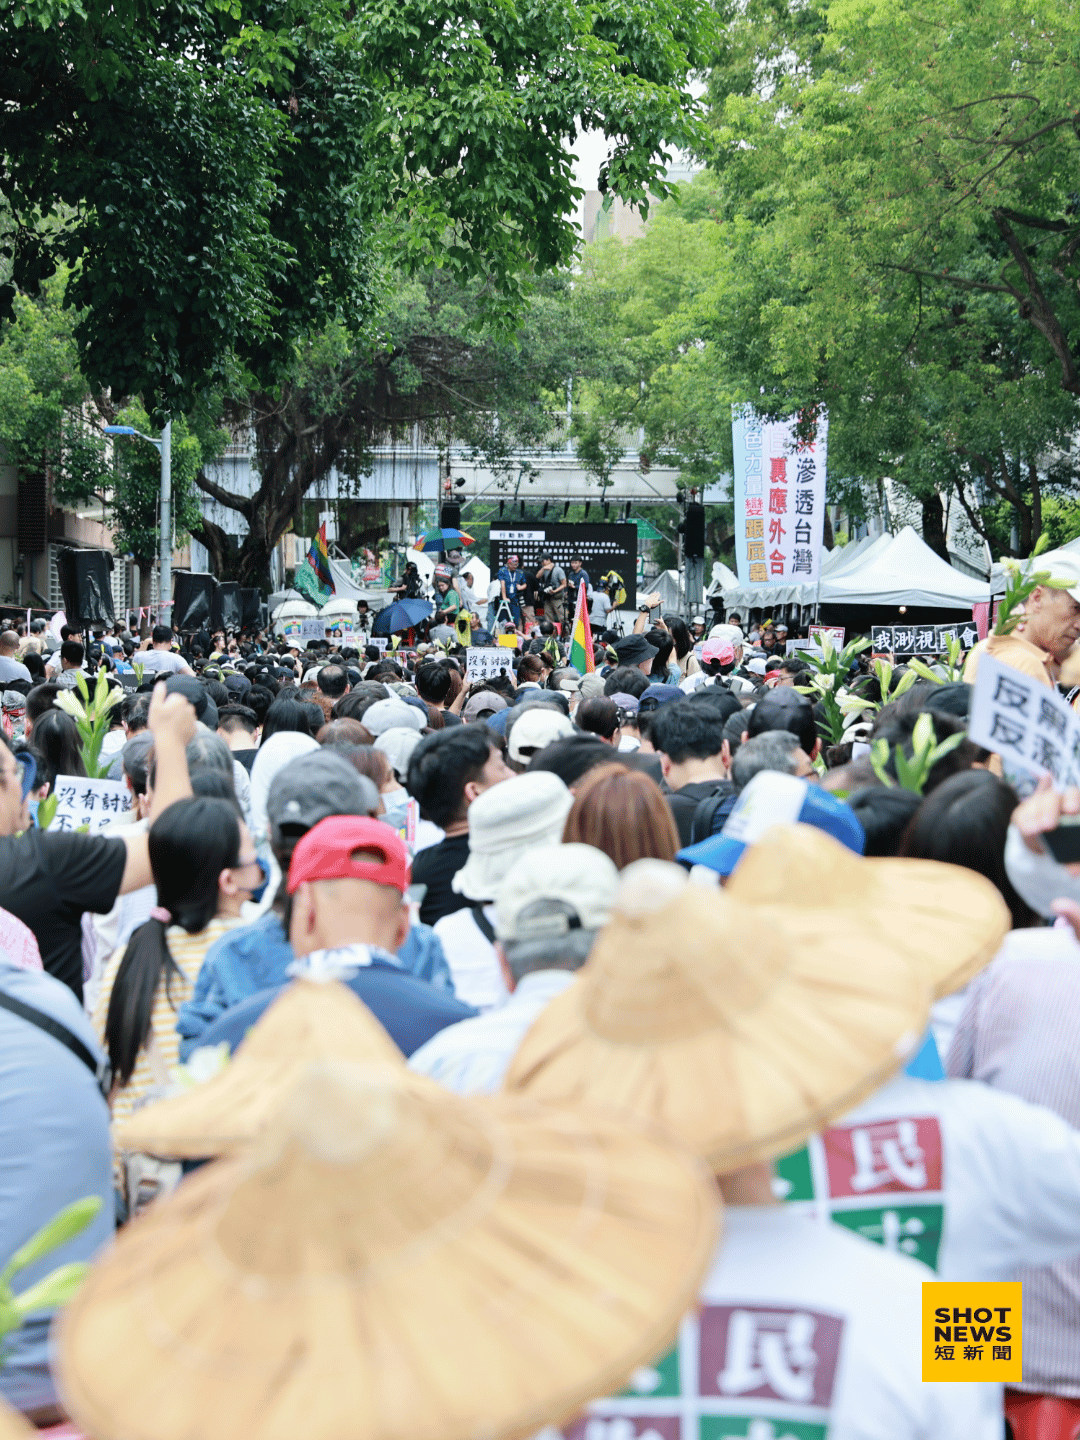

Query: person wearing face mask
[93,796,266,1154]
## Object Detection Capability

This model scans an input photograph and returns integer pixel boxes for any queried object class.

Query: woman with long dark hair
[93,797,265,1132]
[663,614,701,684]
[26,708,87,796]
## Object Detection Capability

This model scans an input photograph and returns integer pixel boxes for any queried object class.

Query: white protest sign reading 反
[968,656,1080,787]
[51,776,133,833]
[466,647,515,684]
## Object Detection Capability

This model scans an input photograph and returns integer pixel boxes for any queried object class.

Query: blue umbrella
[372,598,433,635]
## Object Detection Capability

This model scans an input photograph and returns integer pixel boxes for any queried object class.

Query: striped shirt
[947,924,1080,1396]
[92,916,244,1141]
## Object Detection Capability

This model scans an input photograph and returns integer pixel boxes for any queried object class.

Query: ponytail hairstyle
[105,797,241,1086]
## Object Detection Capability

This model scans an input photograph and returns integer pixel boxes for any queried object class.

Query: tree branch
[193,468,254,519]
[992,208,1080,394]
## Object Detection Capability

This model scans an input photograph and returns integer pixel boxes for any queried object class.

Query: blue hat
[639,683,684,712]
[678,770,865,877]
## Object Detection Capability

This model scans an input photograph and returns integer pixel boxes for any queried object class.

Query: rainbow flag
[568,579,595,674]
[306,521,335,598]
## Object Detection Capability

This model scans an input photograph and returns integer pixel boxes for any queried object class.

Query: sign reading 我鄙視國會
[731,405,828,588]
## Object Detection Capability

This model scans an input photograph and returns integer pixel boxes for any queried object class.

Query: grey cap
[266,750,380,853]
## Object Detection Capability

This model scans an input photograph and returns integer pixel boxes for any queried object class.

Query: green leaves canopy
[0,0,714,414]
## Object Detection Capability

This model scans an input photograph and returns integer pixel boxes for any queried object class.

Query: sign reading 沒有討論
[731,405,828,588]
[968,655,1080,788]
[466,648,516,684]
[871,623,980,657]
[50,776,133,833]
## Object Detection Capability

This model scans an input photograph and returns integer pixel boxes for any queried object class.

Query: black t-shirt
[0,830,128,1000]
[411,833,471,927]
[231,748,259,773]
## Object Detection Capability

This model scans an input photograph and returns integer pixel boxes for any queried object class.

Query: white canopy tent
[716,527,990,612]
[818,526,990,607]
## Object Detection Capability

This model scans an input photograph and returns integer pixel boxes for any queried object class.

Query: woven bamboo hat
[58,1060,718,1440]
[115,979,404,1159]
[725,823,1012,997]
[0,1403,32,1440]
[504,832,1005,1171]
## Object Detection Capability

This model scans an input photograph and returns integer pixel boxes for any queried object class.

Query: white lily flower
[52,690,87,722]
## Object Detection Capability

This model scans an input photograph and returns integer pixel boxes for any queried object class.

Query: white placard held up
[50,776,133,833]
[968,656,1080,787]
[466,647,516,684]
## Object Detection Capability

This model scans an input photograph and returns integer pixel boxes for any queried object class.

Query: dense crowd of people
[4,569,1080,1439]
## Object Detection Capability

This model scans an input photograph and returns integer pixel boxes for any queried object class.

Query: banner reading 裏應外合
[731,405,828,588]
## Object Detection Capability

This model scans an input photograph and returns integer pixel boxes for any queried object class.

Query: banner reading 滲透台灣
[731,405,828,589]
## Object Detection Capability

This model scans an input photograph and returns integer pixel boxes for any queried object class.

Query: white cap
[373,727,422,782]
[747,656,767,676]
[453,773,574,901]
[708,623,745,649]
[494,843,620,942]
[1039,553,1080,601]
[362,699,424,736]
[508,707,575,765]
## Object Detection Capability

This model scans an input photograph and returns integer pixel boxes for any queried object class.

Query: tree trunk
[920,492,950,562]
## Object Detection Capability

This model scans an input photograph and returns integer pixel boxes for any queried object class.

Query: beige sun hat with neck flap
[725,822,1012,998]
[504,830,1010,1172]
[115,978,404,1160]
[58,1059,719,1440]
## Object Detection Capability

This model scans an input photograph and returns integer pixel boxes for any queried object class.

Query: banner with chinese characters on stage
[731,405,828,587]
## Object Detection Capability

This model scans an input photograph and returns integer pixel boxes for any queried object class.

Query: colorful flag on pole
[305,522,335,598]
[568,579,595,674]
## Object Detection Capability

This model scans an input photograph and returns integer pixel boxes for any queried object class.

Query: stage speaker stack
[684,503,706,560]
[241,588,261,629]
[55,549,115,627]
[173,572,217,633]
[215,582,243,632]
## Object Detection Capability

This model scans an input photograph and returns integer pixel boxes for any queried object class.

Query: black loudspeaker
[440,503,461,530]
[241,588,261,629]
[173,572,217,632]
[55,549,115,627]
[684,503,706,560]
[214,581,242,632]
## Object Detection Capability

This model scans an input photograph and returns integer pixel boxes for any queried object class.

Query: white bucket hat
[453,772,574,901]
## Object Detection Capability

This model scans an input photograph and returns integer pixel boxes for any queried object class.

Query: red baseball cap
[287,816,410,895]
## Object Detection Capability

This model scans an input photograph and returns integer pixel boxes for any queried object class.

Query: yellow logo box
[922,1282,1022,1382]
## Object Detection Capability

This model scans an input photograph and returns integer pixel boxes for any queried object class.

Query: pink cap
[701,638,735,665]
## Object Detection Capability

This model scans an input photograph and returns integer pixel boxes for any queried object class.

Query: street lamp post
[103,422,172,624]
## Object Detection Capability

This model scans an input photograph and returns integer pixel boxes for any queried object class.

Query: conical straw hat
[116,979,404,1159]
[0,1402,33,1440]
[725,823,1012,997]
[57,1060,719,1440]
[504,836,1004,1171]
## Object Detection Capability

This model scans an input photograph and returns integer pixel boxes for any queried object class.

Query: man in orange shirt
[964,555,1080,689]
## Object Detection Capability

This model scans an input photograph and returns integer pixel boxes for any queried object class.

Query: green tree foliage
[559,0,1080,560]
[195,269,615,585]
[109,404,205,582]
[1,0,714,415]
[0,276,111,507]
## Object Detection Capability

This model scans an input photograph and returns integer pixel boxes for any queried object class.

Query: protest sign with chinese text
[731,405,828,587]
[968,656,1080,788]
[466,648,516,683]
[872,624,980,657]
[51,777,133,833]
